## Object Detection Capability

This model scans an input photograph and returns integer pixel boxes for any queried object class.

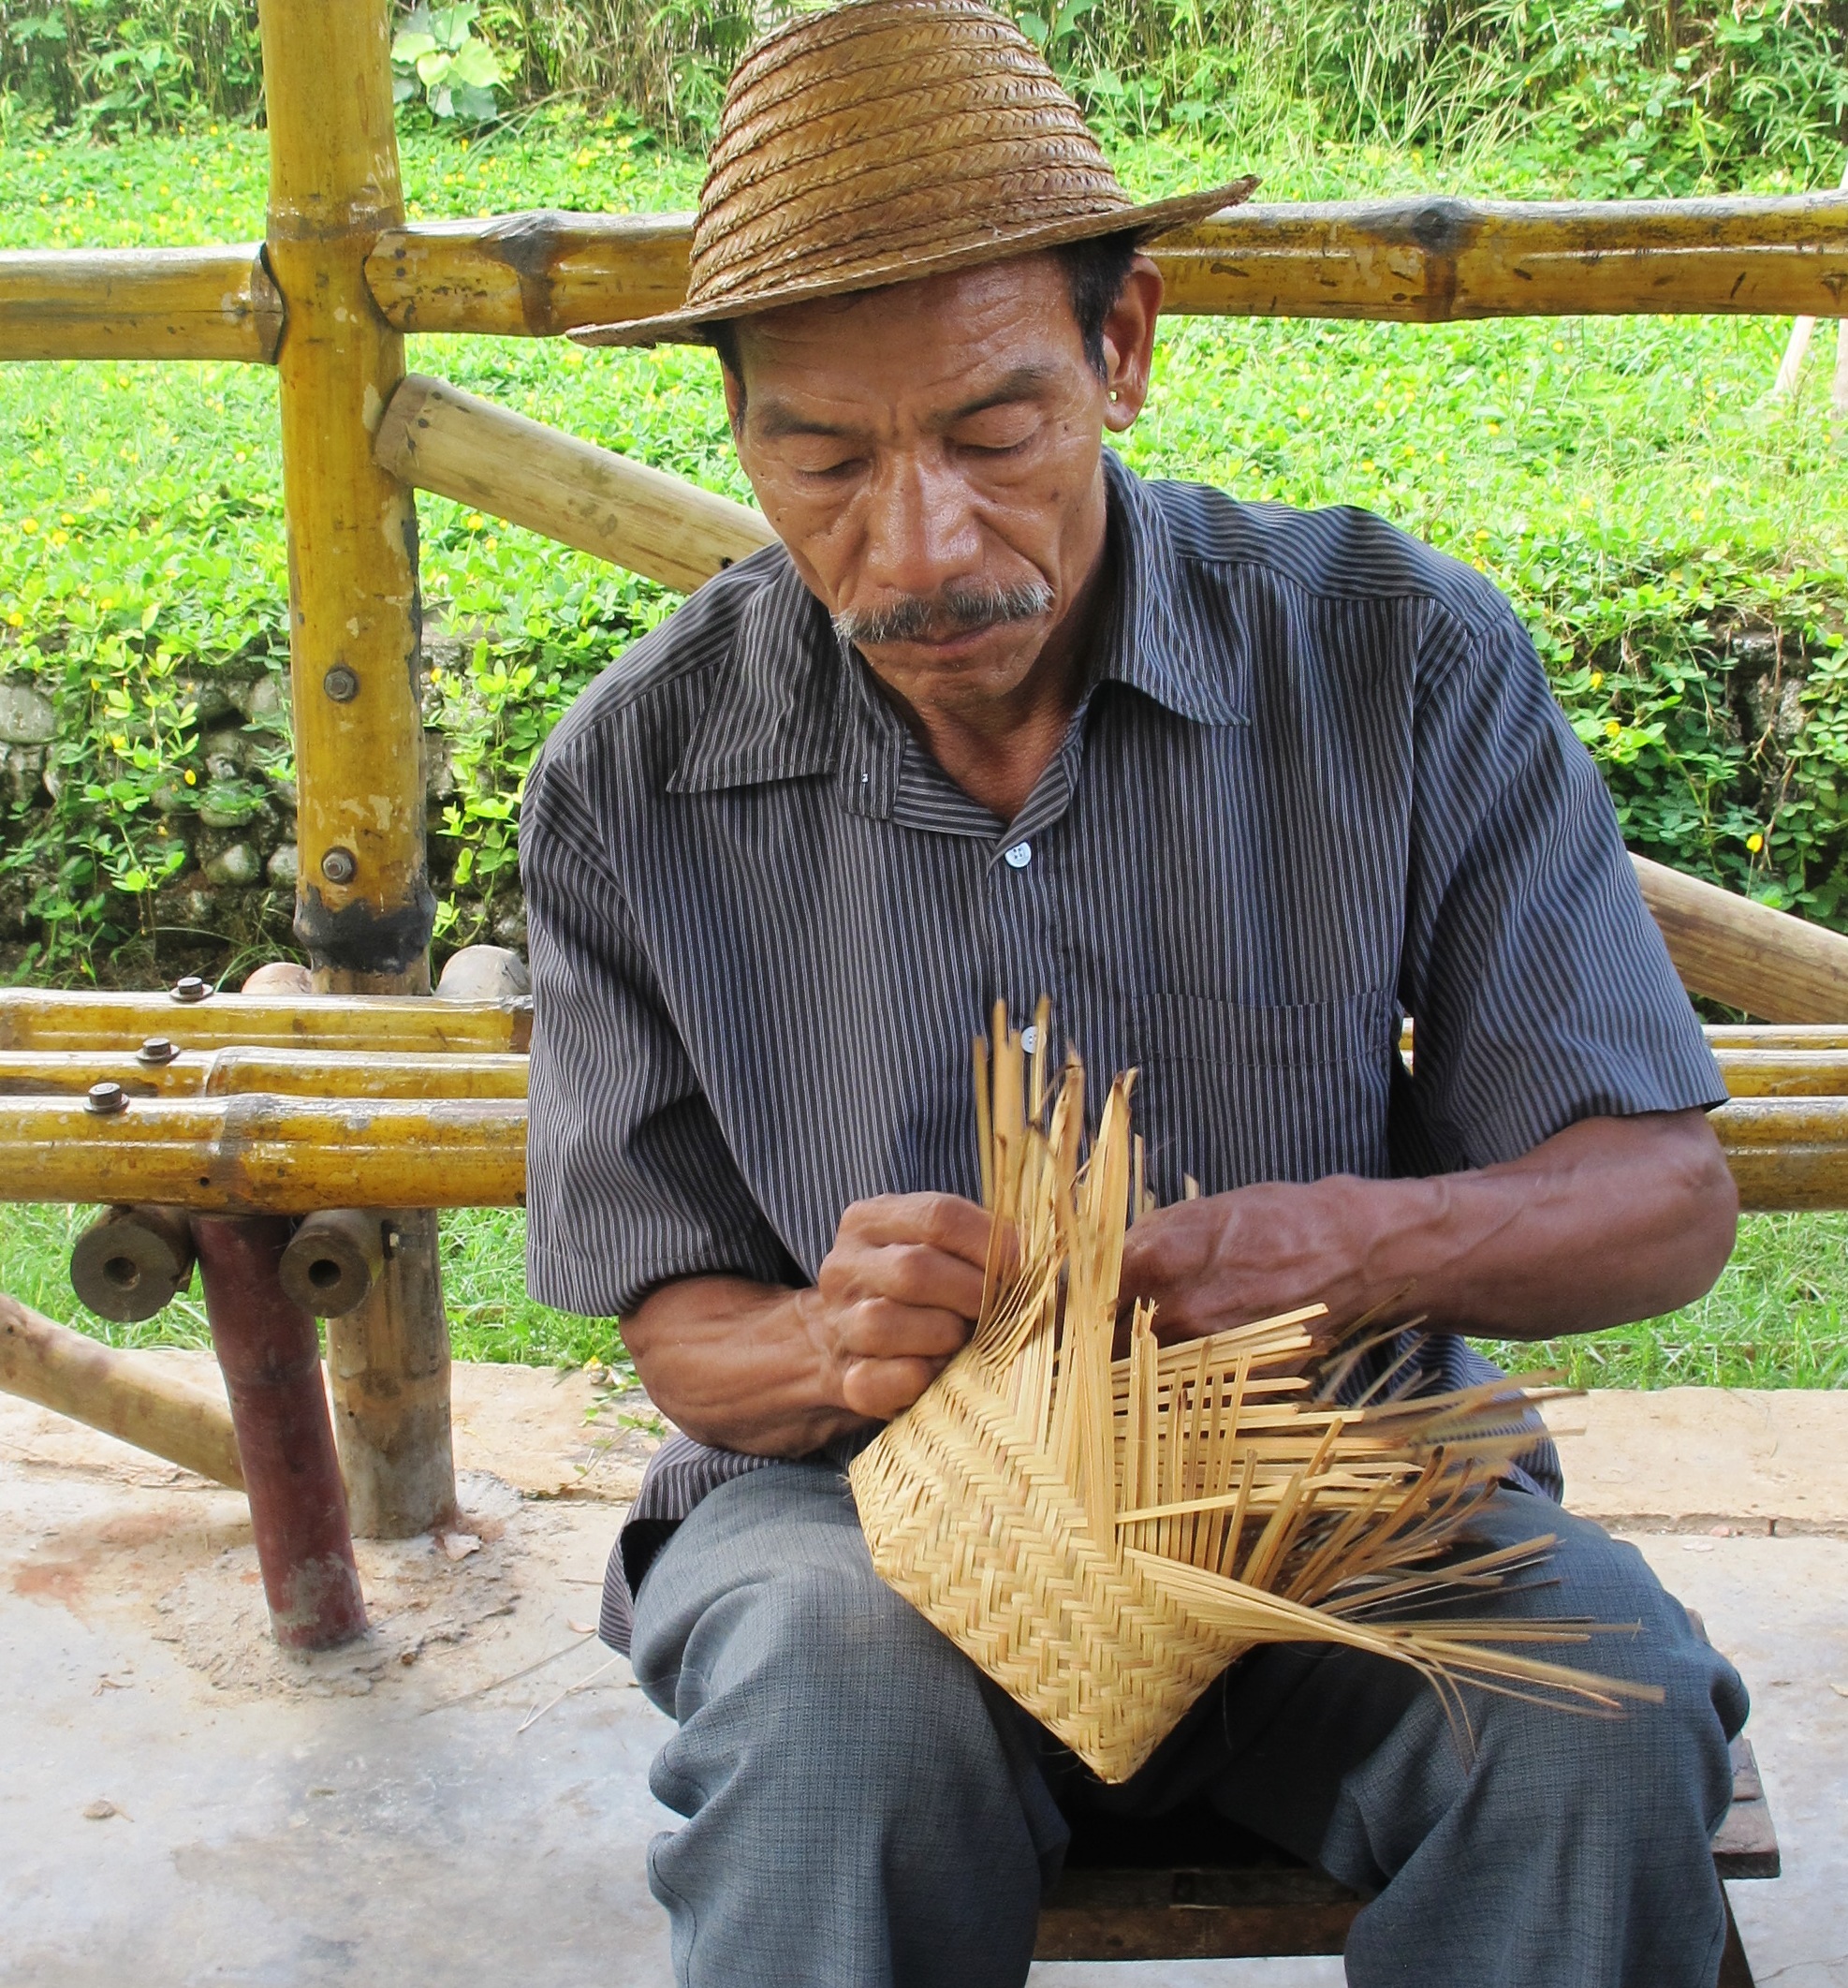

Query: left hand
[1117,1176,1395,1358]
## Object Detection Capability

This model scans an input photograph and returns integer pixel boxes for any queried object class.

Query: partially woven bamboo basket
[850,1004,1655,1781]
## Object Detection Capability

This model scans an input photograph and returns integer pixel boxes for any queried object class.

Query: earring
[1108,388,1122,403]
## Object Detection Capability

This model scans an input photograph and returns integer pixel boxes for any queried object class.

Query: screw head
[136,1037,177,1066]
[320,847,358,886]
[85,1081,128,1116]
[323,666,359,703]
[170,976,213,1004]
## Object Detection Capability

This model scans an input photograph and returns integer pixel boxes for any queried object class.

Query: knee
[702,1556,978,1731]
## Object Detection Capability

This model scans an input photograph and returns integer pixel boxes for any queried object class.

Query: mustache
[833,579,1054,649]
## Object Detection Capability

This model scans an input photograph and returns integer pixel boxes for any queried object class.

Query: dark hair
[706,228,1140,390]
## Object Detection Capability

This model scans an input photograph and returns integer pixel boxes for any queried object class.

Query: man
[521,4,1748,1982]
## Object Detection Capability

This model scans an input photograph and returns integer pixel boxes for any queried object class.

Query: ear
[1099,256,1164,433]
[721,361,746,438]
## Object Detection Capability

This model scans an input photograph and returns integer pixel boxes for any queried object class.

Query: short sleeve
[521,738,804,1318]
[1395,590,1726,1172]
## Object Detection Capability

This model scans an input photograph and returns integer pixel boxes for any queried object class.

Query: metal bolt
[320,847,358,886]
[323,666,359,703]
[136,1037,178,1066]
[170,976,213,1004]
[85,1082,128,1117]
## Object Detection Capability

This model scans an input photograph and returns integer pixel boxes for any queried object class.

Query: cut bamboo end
[0,245,285,363]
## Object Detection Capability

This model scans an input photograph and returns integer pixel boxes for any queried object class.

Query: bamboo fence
[0,0,1846,1522]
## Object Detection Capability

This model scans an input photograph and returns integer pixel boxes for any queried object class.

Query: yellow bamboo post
[258,0,454,1537]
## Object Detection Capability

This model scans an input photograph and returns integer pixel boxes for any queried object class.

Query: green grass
[0,1200,632,1377]
[0,115,1844,1386]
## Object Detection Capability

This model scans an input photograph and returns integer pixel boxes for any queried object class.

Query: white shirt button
[1019,1024,1040,1053]
[1004,840,1033,869]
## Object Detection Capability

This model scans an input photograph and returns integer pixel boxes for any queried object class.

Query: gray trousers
[629,1462,1748,1988]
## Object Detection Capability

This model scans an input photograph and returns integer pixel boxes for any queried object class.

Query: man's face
[723,253,1157,711]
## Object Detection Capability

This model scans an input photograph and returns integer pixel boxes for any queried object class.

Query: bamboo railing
[3,0,1848,1533]
[363,193,1848,338]
[0,1083,1841,1214]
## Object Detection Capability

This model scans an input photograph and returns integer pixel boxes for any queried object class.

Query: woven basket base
[851,1358,1252,1783]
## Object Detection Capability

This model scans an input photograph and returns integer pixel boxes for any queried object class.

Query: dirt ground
[2,1362,1843,1987]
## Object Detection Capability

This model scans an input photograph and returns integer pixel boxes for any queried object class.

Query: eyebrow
[749,363,1063,443]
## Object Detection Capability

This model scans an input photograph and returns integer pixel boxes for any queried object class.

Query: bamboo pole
[259,0,453,1537]
[260,0,431,988]
[375,374,773,592]
[11,1042,1848,1103]
[0,1093,1838,1212]
[0,1095,528,1213]
[0,246,285,362]
[364,193,1848,339]
[1633,855,1848,1023]
[0,1047,530,1099]
[0,989,529,1054]
[0,1292,244,1489]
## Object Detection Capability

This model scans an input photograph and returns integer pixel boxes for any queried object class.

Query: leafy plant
[391,2,506,123]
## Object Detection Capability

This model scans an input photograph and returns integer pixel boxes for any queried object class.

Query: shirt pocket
[1128,989,1398,1196]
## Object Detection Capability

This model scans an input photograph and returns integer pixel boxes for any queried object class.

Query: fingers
[837,1192,995,1269]
[840,1353,952,1421]
[833,1298,971,1362]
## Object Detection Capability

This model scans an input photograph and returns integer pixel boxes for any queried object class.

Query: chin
[870,625,1047,691]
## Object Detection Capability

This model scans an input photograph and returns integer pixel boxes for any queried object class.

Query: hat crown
[686,0,1135,313]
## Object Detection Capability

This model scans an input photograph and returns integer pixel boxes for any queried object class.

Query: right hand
[798,1192,997,1422]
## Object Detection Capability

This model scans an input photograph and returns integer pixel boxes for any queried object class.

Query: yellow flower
[1486,421,1502,435]
[183,770,198,786]
[20,518,37,536]
[484,535,499,552]
[1590,670,1605,689]
[1604,719,1622,739]
[465,512,485,530]
[110,733,127,753]
[50,531,66,548]
[59,512,74,526]
[1551,339,1564,352]
[5,611,22,628]
[1746,832,1764,853]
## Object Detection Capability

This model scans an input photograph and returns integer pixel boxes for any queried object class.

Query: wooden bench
[1039,1617,1779,1983]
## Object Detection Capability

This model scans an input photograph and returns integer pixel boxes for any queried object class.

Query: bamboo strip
[849,1013,1653,1782]
[0,989,529,1055]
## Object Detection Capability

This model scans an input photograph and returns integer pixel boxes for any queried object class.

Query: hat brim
[570,176,1257,349]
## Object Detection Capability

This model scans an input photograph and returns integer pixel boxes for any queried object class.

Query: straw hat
[573,0,1255,348]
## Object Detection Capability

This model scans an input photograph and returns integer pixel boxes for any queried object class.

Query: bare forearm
[1357,1111,1739,1340]
[620,1193,992,1456]
[623,1275,862,1457]
[1122,1109,1739,1347]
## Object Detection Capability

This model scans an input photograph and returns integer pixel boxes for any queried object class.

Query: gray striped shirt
[520,451,1725,1652]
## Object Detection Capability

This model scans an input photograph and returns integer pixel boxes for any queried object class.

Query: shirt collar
[669,451,1243,799]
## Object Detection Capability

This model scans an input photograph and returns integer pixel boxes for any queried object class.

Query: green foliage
[4,0,1844,177]
[392,2,506,125]
[2,124,1845,980]
[0,0,263,133]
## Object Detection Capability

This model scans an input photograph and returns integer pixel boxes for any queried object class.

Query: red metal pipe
[190,1215,367,1651]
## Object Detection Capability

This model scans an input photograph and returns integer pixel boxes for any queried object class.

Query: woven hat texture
[574,0,1254,347]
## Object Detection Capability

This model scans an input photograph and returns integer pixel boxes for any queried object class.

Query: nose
[856,448,982,604]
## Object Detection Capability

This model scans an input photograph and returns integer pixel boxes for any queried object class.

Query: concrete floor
[2,1365,1843,1988]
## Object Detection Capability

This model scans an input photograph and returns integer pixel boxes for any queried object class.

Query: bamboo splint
[849,1007,1654,1782]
